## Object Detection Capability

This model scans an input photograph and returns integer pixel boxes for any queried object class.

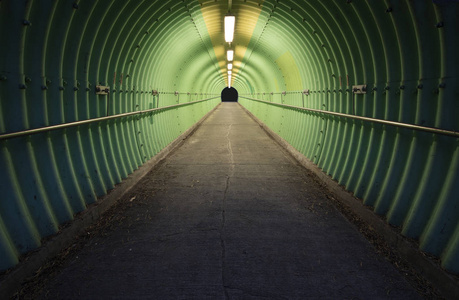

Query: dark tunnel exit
[221,87,238,102]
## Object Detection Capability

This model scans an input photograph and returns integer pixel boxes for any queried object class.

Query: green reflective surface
[0,0,458,274]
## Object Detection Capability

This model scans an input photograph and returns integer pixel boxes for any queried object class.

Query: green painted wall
[238,0,459,274]
[0,0,222,270]
[0,0,458,275]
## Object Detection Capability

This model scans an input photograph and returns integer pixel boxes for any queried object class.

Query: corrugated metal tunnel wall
[1,0,458,275]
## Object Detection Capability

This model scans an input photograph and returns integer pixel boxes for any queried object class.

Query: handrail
[240,96,459,138]
[0,97,220,141]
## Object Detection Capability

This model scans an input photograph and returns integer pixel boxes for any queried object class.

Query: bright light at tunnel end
[225,15,235,43]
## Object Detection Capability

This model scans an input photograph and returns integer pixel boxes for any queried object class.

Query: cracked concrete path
[37,103,421,299]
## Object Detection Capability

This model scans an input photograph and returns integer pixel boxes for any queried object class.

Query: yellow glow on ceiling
[275,51,303,90]
[199,1,265,81]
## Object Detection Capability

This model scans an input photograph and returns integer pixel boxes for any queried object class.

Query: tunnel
[0,0,458,296]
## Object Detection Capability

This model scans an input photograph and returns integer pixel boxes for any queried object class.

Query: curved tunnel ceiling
[1,0,458,276]
[3,0,454,113]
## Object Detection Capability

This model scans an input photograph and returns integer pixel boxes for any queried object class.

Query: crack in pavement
[221,176,230,300]
[221,123,234,299]
[226,124,235,176]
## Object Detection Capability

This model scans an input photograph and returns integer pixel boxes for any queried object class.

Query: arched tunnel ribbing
[0,0,458,275]
[221,87,238,102]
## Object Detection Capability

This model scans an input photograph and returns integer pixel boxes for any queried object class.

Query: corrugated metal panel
[237,0,459,274]
[0,0,222,271]
[1,0,458,277]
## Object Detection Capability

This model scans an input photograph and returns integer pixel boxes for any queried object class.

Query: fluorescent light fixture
[228,70,232,75]
[227,50,234,61]
[228,74,232,88]
[225,15,235,43]
[228,63,233,70]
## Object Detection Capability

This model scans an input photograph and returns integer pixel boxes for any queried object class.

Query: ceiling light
[225,15,235,43]
[227,50,234,61]
[228,63,233,70]
[228,74,232,88]
[228,70,232,75]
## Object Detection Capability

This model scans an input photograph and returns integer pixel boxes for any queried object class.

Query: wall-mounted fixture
[227,50,234,61]
[95,85,110,95]
[152,90,158,96]
[225,15,235,43]
[352,85,367,94]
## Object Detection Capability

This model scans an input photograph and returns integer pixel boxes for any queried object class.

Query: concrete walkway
[38,103,420,299]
